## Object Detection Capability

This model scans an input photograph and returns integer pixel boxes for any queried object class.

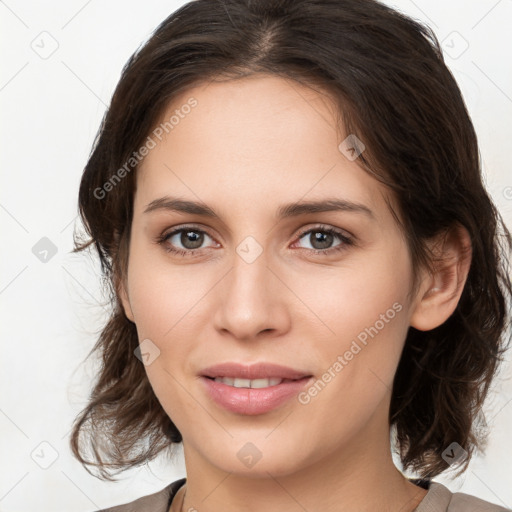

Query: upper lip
[200,362,312,380]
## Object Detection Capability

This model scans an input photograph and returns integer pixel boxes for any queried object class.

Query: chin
[195,437,313,479]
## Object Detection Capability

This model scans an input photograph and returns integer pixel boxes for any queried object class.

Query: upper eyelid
[163,224,216,241]
[295,224,352,239]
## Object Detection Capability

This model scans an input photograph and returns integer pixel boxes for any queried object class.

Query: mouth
[199,362,313,415]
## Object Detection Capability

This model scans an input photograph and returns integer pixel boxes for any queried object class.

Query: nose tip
[212,254,291,341]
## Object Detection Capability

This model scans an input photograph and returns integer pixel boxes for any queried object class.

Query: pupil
[182,230,203,249]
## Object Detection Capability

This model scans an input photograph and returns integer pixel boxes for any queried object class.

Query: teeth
[250,377,283,388]
[213,377,284,388]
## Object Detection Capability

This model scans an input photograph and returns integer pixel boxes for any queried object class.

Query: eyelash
[155,224,354,258]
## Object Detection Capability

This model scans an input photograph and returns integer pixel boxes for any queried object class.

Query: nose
[212,248,292,342]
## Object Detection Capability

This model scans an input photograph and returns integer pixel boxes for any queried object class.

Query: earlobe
[410,224,472,332]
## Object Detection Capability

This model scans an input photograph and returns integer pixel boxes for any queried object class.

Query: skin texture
[119,74,471,512]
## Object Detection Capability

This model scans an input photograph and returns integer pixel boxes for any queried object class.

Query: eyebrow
[143,196,374,219]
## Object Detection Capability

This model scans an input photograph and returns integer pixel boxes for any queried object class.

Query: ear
[117,276,135,323]
[113,228,135,323]
[410,224,472,331]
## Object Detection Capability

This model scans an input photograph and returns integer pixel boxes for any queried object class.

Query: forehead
[135,74,392,222]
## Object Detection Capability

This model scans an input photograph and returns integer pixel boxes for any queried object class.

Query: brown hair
[70,0,512,481]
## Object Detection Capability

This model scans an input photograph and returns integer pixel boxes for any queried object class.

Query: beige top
[99,477,511,511]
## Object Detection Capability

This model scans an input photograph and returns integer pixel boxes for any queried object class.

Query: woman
[70,0,512,510]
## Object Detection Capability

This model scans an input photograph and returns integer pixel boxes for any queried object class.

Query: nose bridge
[231,243,269,299]
[228,243,273,315]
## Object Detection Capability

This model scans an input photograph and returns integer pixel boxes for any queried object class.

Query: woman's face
[120,74,425,477]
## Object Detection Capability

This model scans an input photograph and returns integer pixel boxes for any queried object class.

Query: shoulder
[416,481,511,512]
[94,477,186,512]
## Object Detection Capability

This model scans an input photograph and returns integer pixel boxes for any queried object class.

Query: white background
[1,0,511,510]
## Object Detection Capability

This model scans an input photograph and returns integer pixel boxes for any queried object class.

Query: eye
[292,225,354,255]
[156,226,217,256]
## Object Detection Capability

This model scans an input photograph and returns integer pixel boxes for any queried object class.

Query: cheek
[124,243,213,404]
[126,241,208,339]
[126,264,205,429]
[294,245,413,395]
[294,243,412,341]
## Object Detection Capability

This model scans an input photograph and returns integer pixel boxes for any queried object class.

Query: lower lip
[200,376,312,415]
